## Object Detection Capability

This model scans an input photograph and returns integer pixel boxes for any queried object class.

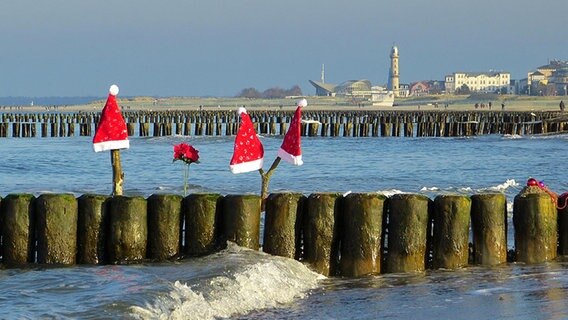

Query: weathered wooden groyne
[1,110,568,138]
[0,187,562,276]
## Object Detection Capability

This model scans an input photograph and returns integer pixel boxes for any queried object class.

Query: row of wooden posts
[0,187,562,276]
[1,110,568,138]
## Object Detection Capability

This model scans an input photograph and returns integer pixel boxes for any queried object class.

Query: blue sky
[0,0,566,97]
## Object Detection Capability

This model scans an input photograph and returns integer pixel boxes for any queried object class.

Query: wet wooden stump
[471,193,507,265]
[183,193,223,256]
[222,195,262,250]
[385,193,431,273]
[513,188,557,263]
[339,193,385,277]
[263,193,305,259]
[77,194,110,264]
[108,196,148,264]
[35,194,78,265]
[432,195,471,269]
[303,192,342,276]
[147,194,183,261]
[0,194,35,265]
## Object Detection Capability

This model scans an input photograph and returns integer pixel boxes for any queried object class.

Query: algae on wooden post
[184,193,222,256]
[386,193,431,273]
[147,194,183,261]
[35,194,78,265]
[514,187,557,263]
[471,193,507,265]
[77,194,110,264]
[339,193,386,277]
[303,192,342,276]
[108,196,148,264]
[263,192,305,259]
[432,195,471,269]
[222,194,262,250]
[1,194,35,265]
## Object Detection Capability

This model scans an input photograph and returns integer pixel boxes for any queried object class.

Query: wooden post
[111,149,124,196]
[303,192,342,276]
[339,193,385,276]
[222,194,262,250]
[147,194,183,260]
[263,192,305,259]
[0,194,35,265]
[471,193,507,265]
[184,193,223,256]
[108,196,148,264]
[35,194,78,265]
[385,193,431,273]
[77,194,110,264]
[432,195,471,269]
[513,188,557,263]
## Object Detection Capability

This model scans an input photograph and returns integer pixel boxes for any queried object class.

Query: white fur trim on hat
[297,99,307,108]
[109,84,119,96]
[238,107,247,115]
[277,148,303,166]
[93,139,130,152]
[230,158,264,174]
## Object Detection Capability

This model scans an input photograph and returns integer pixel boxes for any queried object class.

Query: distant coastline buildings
[309,45,567,101]
[444,72,511,94]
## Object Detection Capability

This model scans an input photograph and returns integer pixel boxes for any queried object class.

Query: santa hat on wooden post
[229,107,264,174]
[93,85,129,152]
[277,98,306,166]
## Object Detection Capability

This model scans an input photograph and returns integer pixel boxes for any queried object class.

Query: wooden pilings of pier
[0,110,567,138]
[0,188,563,276]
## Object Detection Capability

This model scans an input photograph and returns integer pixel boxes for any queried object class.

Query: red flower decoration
[173,143,200,165]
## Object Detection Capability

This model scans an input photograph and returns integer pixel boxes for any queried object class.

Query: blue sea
[1,131,568,319]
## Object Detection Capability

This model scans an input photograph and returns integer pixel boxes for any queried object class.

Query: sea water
[1,133,568,319]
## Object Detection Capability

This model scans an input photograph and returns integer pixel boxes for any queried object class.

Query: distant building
[527,60,568,96]
[308,46,400,106]
[444,71,510,94]
[409,80,445,96]
[388,46,400,97]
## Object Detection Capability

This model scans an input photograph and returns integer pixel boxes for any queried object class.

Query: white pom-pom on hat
[238,107,247,115]
[109,84,119,96]
[297,98,307,107]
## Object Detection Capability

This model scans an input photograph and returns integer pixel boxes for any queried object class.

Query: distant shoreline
[1,94,566,113]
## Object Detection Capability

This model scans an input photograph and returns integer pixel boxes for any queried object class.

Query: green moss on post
[147,194,183,261]
[385,193,431,273]
[35,194,78,265]
[471,193,507,265]
[432,195,471,269]
[1,194,35,265]
[108,196,148,264]
[304,192,342,276]
[77,194,110,264]
[514,188,557,263]
[263,193,305,259]
[184,193,222,256]
[339,193,386,277]
[222,195,262,250]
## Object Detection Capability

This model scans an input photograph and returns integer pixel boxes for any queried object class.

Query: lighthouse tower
[389,45,400,97]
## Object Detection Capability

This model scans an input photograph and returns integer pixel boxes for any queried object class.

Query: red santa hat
[277,99,306,166]
[229,107,264,174]
[92,85,130,152]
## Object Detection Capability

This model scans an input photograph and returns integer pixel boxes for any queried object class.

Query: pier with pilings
[1,110,568,138]
[0,186,564,276]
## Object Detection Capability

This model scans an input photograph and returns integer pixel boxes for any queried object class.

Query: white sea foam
[502,134,523,139]
[420,186,440,192]
[130,244,323,320]
[489,179,519,191]
[377,189,404,197]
